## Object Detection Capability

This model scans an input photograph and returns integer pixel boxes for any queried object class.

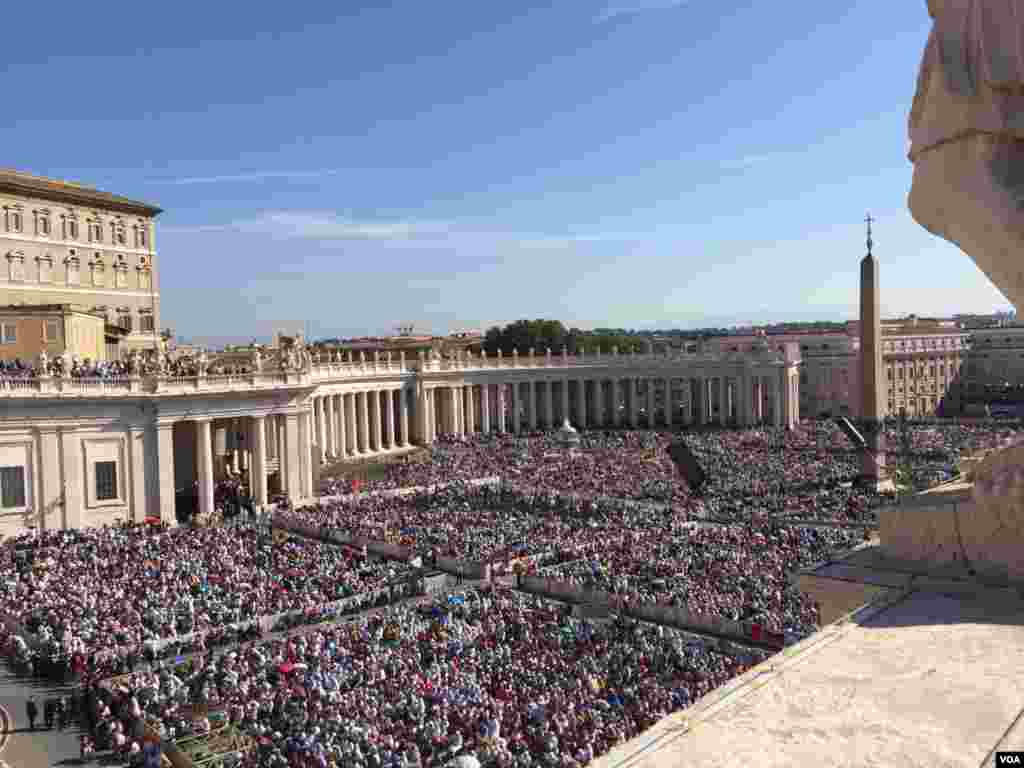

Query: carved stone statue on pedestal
[900,0,1024,579]
[909,0,1024,310]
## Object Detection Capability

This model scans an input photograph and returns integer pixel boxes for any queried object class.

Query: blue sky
[2,0,1010,343]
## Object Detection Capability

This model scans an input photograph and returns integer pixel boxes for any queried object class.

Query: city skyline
[3,1,1011,345]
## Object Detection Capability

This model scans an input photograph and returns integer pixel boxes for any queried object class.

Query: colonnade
[417,368,798,439]
[309,388,412,462]
[185,410,315,520]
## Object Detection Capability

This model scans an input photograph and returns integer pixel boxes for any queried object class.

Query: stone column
[344,394,356,455]
[544,381,554,428]
[429,389,438,441]
[277,416,288,492]
[362,393,374,454]
[511,382,521,434]
[196,419,215,519]
[576,380,587,429]
[400,389,411,446]
[155,421,176,525]
[323,395,335,458]
[314,398,326,463]
[629,379,640,427]
[285,413,302,499]
[646,379,654,426]
[561,380,570,425]
[664,378,672,426]
[735,373,746,427]
[480,383,491,434]
[725,378,734,425]
[331,394,342,456]
[385,389,396,449]
[37,427,60,530]
[299,410,314,499]
[527,381,537,431]
[497,384,507,433]
[718,378,728,426]
[372,390,384,451]
[465,385,475,434]
[695,378,703,425]
[446,387,457,436]
[128,426,147,523]
[251,415,268,506]
[773,375,783,427]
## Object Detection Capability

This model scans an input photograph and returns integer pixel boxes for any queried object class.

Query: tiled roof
[0,168,162,216]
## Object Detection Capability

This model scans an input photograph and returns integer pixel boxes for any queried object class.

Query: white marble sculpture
[909,0,1024,310]
[905,0,1024,576]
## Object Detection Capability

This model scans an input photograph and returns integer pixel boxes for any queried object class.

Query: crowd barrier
[318,476,502,505]
[517,574,781,649]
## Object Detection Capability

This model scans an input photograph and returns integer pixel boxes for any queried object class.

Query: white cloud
[164,210,646,247]
[164,211,452,241]
[154,169,346,185]
[519,232,649,248]
[595,0,690,23]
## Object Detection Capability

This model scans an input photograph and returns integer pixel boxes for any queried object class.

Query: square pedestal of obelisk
[857,449,897,493]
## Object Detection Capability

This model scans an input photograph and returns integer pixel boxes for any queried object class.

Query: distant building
[0,169,163,355]
[317,330,483,358]
[708,315,969,419]
[0,303,117,363]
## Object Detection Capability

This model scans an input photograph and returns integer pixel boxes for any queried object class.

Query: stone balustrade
[0,347,784,398]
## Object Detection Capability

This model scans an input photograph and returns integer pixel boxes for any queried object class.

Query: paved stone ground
[0,664,92,768]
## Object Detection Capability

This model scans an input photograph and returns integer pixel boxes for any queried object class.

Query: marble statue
[197,350,209,376]
[252,348,263,373]
[909,0,1024,309]
[37,349,49,374]
[900,0,1024,579]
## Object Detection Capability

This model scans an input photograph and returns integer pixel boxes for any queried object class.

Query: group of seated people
[92,587,770,767]
[1,418,1018,767]
[318,421,1007,520]
[0,522,415,680]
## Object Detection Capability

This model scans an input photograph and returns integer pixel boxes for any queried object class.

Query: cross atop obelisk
[865,213,874,255]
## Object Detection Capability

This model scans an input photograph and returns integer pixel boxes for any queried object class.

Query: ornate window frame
[62,209,79,241]
[5,250,25,282]
[33,208,51,237]
[64,249,81,286]
[3,204,24,234]
[89,252,106,287]
[114,254,129,288]
[36,252,53,284]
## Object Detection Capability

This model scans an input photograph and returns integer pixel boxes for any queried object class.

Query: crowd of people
[0,522,415,680]
[320,421,1014,518]
[0,417,1018,767]
[93,586,769,768]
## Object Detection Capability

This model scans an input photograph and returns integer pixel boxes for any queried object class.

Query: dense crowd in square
[0,523,415,680]
[93,586,769,768]
[1,418,1018,766]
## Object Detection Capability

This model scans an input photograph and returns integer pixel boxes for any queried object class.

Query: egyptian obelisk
[859,215,886,483]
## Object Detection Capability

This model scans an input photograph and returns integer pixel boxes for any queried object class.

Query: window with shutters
[0,467,25,510]
[95,461,118,502]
